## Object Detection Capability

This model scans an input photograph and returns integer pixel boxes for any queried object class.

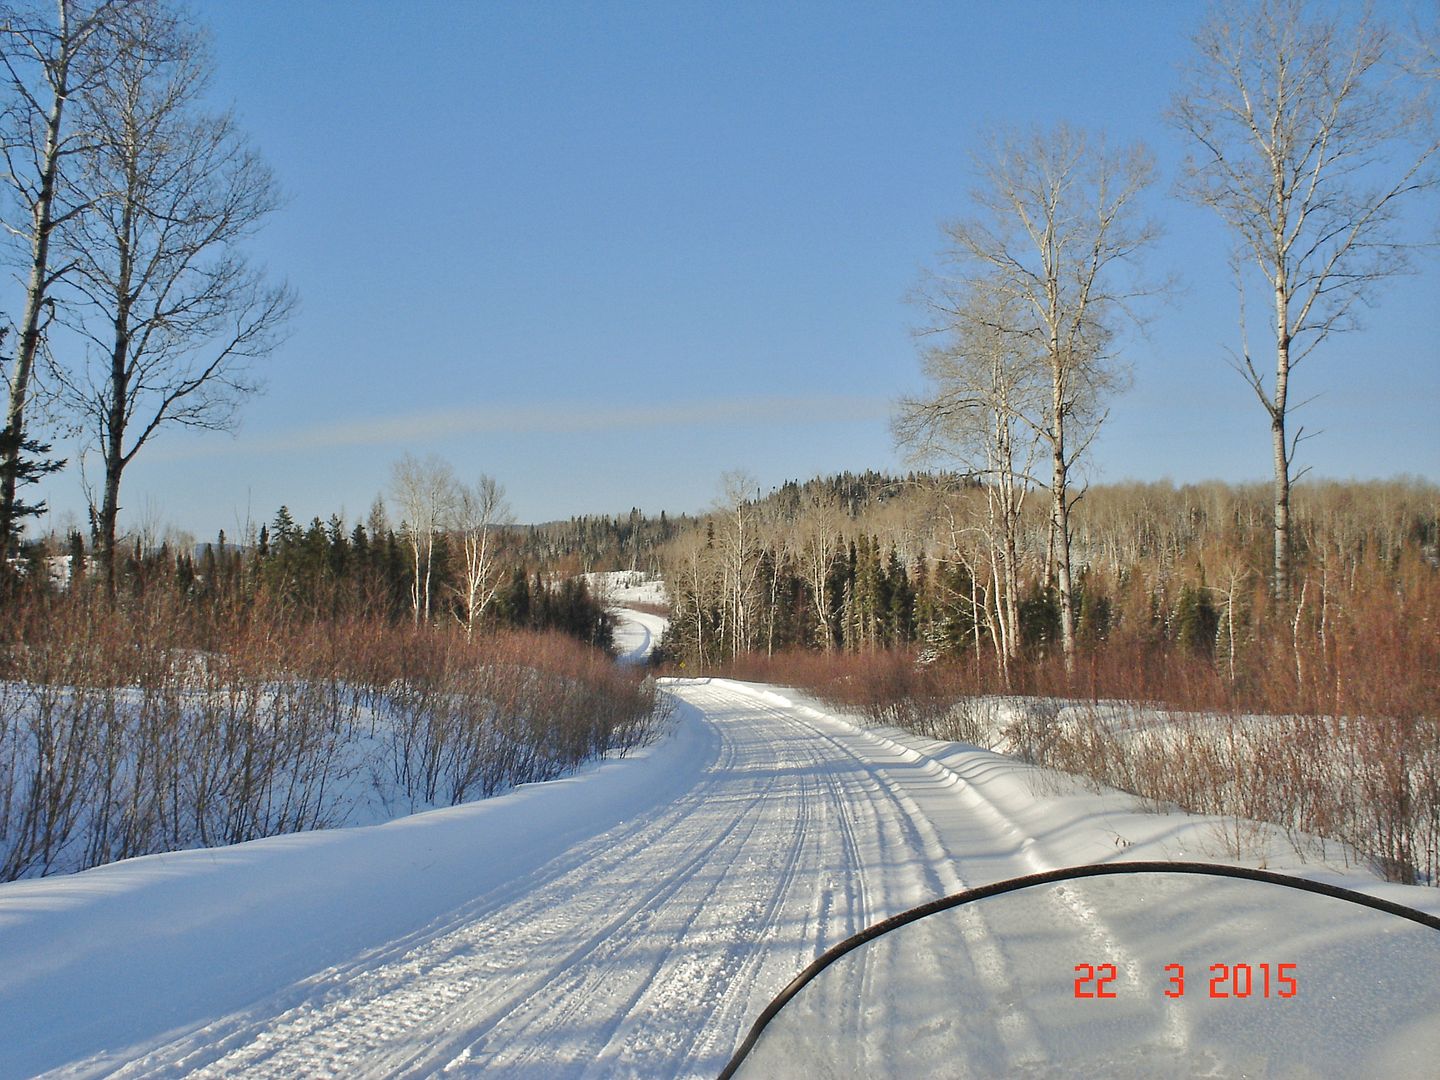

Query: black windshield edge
[718,859,1440,1079]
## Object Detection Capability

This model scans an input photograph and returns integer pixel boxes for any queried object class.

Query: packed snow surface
[590,571,667,664]
[1,670,1437,1076]
[610,606,666,666]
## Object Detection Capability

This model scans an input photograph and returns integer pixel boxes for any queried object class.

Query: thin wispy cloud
[151,394,892,461]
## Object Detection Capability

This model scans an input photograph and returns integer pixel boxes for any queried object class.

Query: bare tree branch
[46,0,293,588]
[1172,0,1439,600]
[916,124,1160,667]
[0,0,129,551]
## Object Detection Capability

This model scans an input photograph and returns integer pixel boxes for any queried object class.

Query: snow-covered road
[611,607,667,666]
[2,677,1437,1078]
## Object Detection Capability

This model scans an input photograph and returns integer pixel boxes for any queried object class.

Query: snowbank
[0,702,702,1078]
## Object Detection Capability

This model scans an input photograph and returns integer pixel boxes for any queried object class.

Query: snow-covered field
[585,570,668,611]
[1,608,1436,1077]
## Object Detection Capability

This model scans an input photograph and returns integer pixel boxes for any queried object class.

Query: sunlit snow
[0,606,1435,1078]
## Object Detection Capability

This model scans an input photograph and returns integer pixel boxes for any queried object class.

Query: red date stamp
[1073,963,1298,999]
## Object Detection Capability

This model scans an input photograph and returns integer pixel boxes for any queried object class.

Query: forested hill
[516,471,969,575]
[515,509,690,576]
[650,474,1438,678]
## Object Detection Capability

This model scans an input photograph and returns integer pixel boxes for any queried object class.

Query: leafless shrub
[1000,698,1063,766]
[0,592,665,881]
[710,608,1438,885]
[935,696,1001,748]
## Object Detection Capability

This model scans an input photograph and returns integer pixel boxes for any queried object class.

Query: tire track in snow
[607,685,870,1077]
[714,683,1191,1069]
[114,684,852,1079]
[856,718,1193,1057]
[196,766,770,1072]
[715,684,1045,1073]
[460,727,819,1077]
[103,701,742,1078]
[76,677,1181,1079]
[474,681,868,1077]
[431,682,893,1078]
[784,694,1192,1062]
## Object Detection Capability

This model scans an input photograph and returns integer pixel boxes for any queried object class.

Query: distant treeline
[28,504,615,651]
[654,474,1438,718]
[677,473,1439,887]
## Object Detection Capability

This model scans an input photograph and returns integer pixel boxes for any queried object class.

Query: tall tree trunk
[1001,528,1021,662]
[97,204,134,596]
[1272,282,1293,603]
[1051,369,1077,670]
[0,22,69,551]
[98,354,127,596]
[995,452,1023,663]
[814,559,833,651]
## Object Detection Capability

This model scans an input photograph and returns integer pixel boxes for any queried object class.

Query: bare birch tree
[0,0,122,552]
[937,124,1159,667]
[896,284,1044,672]
[1172,0,1438,601]
[449,472,512,640]
[667,526,717,666]
[390,452,454,626]
[715,469,763,659]
[51,0,293,588]
[792,488,844,650]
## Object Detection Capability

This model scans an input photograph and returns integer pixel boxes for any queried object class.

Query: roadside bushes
[715,649,992,745]
[1023,706,1440,887]
[0,591,667,881]
[705,587,1440,887]
[365,626,665,810]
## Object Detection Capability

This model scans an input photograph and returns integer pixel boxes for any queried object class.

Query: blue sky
[25,0,1440,538]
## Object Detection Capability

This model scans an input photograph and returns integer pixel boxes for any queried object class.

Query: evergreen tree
[0,428,63,556]
[929,560,978,657]
[175,551,196,596]
[350,522,369,564]
[1075,572,1112,643]
[912,554,933,645]
[853,536,879,648]
[199,543,217,597]
[271,506,299,546]
[498,565,531,627]
[67,531,86,588]
[1175,581,1220,658]
[1019,585,1061,653]
[384,530,409,618]
[886,548,915,644]
[428,532,456,623]
[326,515,350,580]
